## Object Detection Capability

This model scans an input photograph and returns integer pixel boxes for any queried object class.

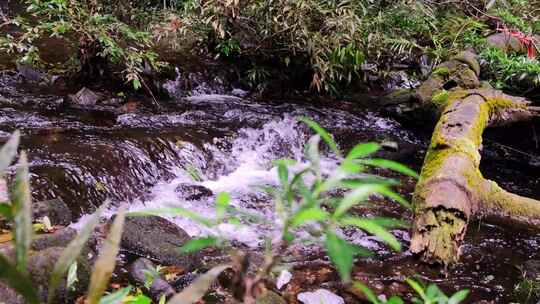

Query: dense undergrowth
[0,0,539,95]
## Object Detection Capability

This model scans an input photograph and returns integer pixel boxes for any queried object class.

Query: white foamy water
[118,115,339,247]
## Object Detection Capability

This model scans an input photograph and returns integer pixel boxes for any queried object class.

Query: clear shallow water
[0,72,539,302]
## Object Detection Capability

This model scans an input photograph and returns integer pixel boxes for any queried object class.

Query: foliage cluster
[0,0,165,89]
[1,0,539,94]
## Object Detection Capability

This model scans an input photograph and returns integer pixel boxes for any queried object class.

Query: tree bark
[403,52,540,265]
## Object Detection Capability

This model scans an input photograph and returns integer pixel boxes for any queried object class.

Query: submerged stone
[175,183,213,201]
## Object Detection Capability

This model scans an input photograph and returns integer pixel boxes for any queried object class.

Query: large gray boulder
[120,216,200,270]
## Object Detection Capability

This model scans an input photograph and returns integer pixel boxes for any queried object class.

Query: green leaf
[306,134,321,171]
[215,192,230,220]
[48,202,109,304]
[448,290,469,304]
[0,254,39,304]
[126,294,152,304]
[87,207,126,304]
[352,282,380,304]
[333,184,385,219]
[386,296,405,304]
[274,160,290,188]
[325,231,357,282]
[66,262,78,291]
[346,143,379,160]
[0,130,20,173]
[376,187,411,209]
[406,279,426,301]
[98,286,131,304]
[290,207,328,227]
[299,117,341,157]
[167,264,230,304]
[369,217,410,229]
[357,159,419,178]
[0,203,12,220]
[128,207,213,227]
[179,237,218,253]
[11,152,32,274]
[340,217,401,251]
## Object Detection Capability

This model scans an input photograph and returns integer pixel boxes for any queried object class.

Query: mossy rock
[256,290,287,304]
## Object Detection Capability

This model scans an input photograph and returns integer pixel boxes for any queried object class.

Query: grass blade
[11,152,32,274]
[179,237,218,253]
[167,264,230,304]
[0,130,20,173]
[299,117,341,158]
[346,143,379,160]
[333,184,385,219]
[48,202,110,304]
[87,207,126,304]
[352,282,380,304]
[340,217,401,251]
[357,159,419,178]
[128,207,213,227]
[0,254,39,304]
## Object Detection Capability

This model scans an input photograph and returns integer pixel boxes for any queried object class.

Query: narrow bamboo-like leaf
[48,202,109,304]
[128,207,213,227]
[11,152,32,274]
[290,207,328,227]
[333,184,385,219]
[274,160,290,188]
[306,134,321,172]
[377,187,411,209]
[98,286,131,304]
[448,289,469,304]
[299,117,341,157]
[179,237,218,253]
[340,217,401,251]
[0,130,20,173]
[215,192,230,220]
[346,143,379,160]
[406,278,426,300]
[66,262,78,291]
[357,159,419,178]
[167,264,230,304]
[0,254,39,304]
[369,217,410,229]
[325,231,356,282]
[87,207,126,304]
[352,282,380,304]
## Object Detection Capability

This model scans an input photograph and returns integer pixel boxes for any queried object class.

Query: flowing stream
[0,70,539,302]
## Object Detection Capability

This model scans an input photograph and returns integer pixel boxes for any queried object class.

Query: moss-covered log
[406,52,540,265]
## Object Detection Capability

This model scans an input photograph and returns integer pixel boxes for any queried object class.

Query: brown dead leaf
[0,232,12,243]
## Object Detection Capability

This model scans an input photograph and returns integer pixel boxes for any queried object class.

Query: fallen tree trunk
[401,52,540,265]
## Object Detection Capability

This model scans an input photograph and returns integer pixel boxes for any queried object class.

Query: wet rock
[0,284,23,304]
[231,88,249,98]
[16,63,44,83]
[128,258,175,301]
[0,246,91,303]
[67,87,103,106]
[32,199,73,226]
[114,101,140,114]
[120,216,198,270]
[523,260,540,281]
[175,183,213,201]
[31,227,77,251]
[256,290,286,304]
[297,289,345,304]
[487,33,526,54]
